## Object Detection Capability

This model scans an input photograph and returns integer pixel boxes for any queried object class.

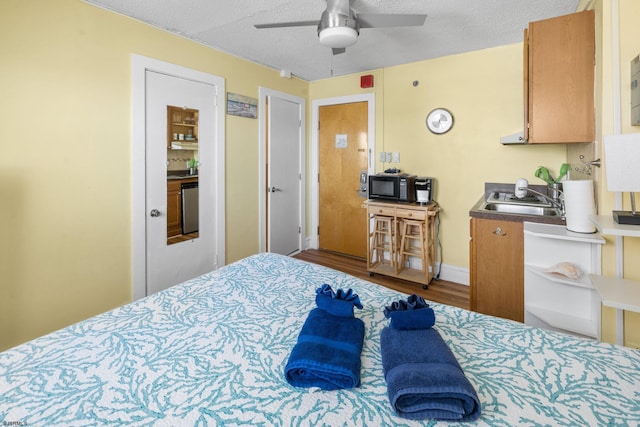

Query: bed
[1,252,639,426]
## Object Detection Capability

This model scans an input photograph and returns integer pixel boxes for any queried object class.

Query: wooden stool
[398,219,427,276]
[370,215,395,268]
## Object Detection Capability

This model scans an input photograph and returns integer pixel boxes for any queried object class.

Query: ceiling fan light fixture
[318,26,358,48]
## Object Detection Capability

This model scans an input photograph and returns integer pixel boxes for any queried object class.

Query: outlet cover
[385,152,392,163]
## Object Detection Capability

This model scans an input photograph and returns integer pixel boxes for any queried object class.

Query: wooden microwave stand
[366,200,440,288]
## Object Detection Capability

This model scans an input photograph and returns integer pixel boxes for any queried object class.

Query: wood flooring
[293,249,470,310]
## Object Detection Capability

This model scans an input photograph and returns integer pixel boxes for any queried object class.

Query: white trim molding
[131,54,226,301]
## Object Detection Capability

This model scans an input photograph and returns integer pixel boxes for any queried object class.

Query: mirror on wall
[166,105,199,245]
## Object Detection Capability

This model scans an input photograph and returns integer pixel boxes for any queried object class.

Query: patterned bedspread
[1,253,639,426]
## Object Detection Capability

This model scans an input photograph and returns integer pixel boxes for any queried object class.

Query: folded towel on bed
[383,294,435,330]
[285,285,365,390]
[380,327,481,421]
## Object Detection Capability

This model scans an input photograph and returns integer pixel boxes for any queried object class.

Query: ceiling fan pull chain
[330,52,334,77]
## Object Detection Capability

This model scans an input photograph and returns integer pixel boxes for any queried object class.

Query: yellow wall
[0,0,307,351]
[2,0,639,351]
[596,0,640,347]
[311,45,567,268]
[311,2,640,347]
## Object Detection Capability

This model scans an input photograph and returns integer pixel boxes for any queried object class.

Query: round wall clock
[426,108,454,134]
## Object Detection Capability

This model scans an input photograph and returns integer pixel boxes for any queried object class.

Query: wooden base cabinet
[167,180,182,238]
[470,217,524,322]
[366,201,439,287]
[166,177,198,238]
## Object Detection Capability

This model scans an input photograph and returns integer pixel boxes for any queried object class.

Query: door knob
[269,187,282,192]
[150,209,161,217]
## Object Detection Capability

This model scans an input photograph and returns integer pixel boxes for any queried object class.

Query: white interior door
[145,71,217,295]
[268,96,302,255]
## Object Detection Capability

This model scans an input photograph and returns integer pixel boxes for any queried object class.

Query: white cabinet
[523,222,605,338]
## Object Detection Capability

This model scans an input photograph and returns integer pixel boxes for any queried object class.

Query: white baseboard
[305,236,316,250]
[302,236,469,286]
[436,263,469,286]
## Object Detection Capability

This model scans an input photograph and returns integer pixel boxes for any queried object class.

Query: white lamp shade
[604,133,640,192]
[318,26,358,48]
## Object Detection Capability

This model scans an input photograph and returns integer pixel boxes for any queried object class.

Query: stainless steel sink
[486,191,551,206]
[481,203,563,217]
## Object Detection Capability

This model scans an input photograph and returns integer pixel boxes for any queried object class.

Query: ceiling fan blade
[254,20,319,29]
[356,13,427,28]
[332,47,346,55]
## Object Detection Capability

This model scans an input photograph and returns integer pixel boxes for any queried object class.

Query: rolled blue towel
[383,294,435,330]
[380,327,481,421]
[315,284,363,317]
[285,285,365,390]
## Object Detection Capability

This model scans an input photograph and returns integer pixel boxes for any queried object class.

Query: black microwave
[368,174,416,203]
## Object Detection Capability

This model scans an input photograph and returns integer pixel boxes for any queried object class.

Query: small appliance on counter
[415,177,433,204]
[368,173,416,203]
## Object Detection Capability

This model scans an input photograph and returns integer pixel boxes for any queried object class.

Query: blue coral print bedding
[1,252,640,426]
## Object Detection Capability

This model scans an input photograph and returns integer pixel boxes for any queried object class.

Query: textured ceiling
[84,0,581,81]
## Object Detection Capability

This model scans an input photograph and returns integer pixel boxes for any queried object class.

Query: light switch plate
[379,152,386,162]
[385,152,392,163]
[393,152,400,163]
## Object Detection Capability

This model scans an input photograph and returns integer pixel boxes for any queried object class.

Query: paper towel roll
[563,180,596,233]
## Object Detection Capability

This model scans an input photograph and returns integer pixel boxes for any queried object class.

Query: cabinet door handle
[493,227,507,236]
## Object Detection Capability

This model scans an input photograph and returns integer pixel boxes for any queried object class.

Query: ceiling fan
[254,0,427,55]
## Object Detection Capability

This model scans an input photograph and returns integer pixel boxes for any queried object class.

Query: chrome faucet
[517,187,565,213]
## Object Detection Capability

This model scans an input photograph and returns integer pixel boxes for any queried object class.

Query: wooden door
[318,102,368,258]
[470,218,524,322]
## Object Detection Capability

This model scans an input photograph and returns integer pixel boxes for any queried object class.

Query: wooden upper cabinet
[167,106,199,149]
[524,10,595,144]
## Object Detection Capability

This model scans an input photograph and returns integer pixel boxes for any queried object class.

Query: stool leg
[398,220,427,276]
[373,218,384,264]
[398,221,405,270]
[385,219,392,270]
[370,216,394,269]
[419,222,426,274]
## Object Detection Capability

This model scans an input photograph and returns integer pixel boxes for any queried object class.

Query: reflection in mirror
[166,105,200,245]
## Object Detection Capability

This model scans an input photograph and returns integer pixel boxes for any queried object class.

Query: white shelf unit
[523,222,605,339]
[589,215,640,346]
[589,215,640,237]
